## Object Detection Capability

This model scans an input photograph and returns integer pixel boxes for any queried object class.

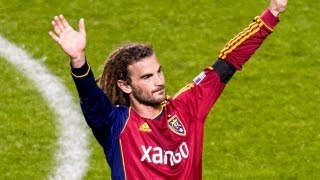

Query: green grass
[0,59,57,178]
[0,0,319,179]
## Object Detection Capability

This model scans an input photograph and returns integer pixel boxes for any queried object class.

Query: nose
[155,73,165,86]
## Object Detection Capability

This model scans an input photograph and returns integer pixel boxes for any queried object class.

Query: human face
[127,54,166,106]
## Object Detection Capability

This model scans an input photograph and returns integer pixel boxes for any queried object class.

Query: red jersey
[120,67,224,179]
[71,9,279,180]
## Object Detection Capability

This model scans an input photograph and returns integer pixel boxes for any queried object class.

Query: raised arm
[49,15,124,129]
[216,0,288,73]
[49,15,86,68]
[173,0,288,122]
[49,15,129,149]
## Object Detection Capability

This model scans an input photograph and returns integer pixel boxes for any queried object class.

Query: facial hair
[131,85,166,106]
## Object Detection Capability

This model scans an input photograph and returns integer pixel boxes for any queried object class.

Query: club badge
[168,115,186,136]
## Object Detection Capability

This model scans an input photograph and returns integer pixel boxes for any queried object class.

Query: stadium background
[0,0,319,179]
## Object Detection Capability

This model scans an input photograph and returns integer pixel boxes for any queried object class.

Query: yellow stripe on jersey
[119,140,128,180]
[173,83,194,99]
[218,22,259,59]
[172,67,214,99]
[120,108,131,134]
[218,16,267,60]
[255,16,274,32]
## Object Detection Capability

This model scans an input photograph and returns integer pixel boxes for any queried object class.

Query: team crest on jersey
[168,115,186,136]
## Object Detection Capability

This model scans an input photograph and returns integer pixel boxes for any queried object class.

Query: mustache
[152,86,165,93]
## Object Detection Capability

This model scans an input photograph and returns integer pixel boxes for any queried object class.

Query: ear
[117,80,132,94]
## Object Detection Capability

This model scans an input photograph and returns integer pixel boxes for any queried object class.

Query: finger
[54,15,65,32]
[49,31,60,43]
[52,20,62,35]
[59,14,72,31]
[78,18,86,35]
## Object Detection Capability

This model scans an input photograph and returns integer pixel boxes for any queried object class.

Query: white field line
[0,35,90,179]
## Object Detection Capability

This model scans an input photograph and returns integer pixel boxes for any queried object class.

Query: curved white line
[0,35,90,179]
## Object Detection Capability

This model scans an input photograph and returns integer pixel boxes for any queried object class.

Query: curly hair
[97,43,154,106]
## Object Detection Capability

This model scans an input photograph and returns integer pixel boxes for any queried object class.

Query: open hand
[49,15,86,68]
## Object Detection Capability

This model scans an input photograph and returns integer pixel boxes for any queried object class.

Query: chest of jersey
[119,103,203,179]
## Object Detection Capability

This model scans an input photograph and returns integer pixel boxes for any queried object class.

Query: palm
[58,29,86,59]
[49,15,86,61]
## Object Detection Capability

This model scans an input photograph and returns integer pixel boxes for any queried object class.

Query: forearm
[218,8,280,70]
[71,59,96,97]
[71,60,116,128]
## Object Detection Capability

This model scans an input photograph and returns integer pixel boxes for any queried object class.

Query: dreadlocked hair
[97,42,154,106]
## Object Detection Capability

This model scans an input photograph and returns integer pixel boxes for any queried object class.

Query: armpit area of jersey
[212,59,236,83]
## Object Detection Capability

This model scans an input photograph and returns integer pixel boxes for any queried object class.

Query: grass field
[0,0,319,179]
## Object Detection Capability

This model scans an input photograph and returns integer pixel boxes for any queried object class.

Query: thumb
[78,18,86,35]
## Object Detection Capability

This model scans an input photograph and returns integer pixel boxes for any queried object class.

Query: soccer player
[49,0,288,179]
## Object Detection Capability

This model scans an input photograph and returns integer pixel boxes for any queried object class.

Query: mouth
[152,87,165,94]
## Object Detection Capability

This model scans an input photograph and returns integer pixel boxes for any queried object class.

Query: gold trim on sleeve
[71,64,91,78]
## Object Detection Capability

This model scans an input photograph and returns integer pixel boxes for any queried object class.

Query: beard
[131,85,166,106]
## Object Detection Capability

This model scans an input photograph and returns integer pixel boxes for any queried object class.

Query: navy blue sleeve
[71,61,128,147]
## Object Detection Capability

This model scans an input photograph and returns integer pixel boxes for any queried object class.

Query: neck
[130,101,163,119]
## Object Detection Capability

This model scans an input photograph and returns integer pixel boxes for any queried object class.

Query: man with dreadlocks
[49,0,287,179]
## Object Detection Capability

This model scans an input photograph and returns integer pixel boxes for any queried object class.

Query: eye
[142,74,152,80]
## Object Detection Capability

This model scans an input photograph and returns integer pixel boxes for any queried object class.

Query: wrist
[268,1,287,17]
[268,8,280,17]
[71,60,91,78]
[70,53,85,68]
